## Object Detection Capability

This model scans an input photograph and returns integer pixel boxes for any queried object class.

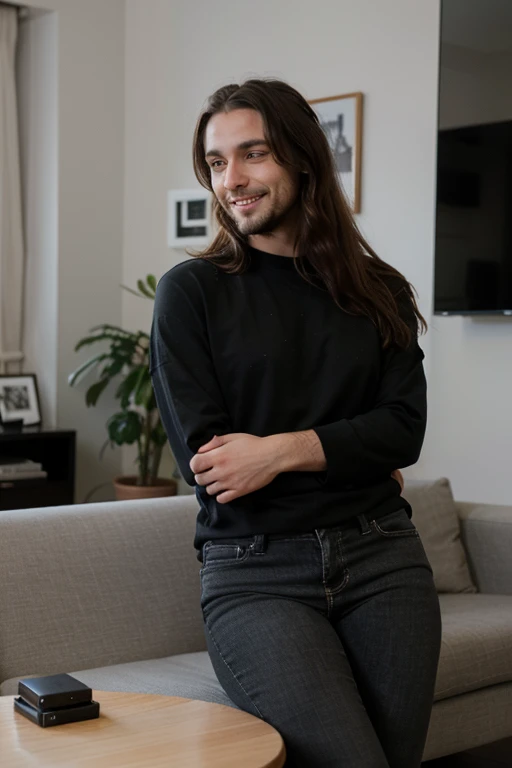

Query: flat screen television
[434,119,512,315]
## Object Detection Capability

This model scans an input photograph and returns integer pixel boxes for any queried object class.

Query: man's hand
[190,433,280,504]
[190,431,405,503]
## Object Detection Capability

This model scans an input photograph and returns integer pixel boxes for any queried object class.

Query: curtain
[0,4,24,374]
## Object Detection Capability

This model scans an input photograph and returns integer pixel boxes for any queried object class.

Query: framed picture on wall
[308,92,363,213]
[167,189,212,248]
[0,373,42,427]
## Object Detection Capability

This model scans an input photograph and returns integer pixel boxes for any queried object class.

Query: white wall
[419,43,512,504]
[13,0,125,502]
[123,0,442,494]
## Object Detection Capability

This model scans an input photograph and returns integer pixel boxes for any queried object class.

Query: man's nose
[223,160,248,191]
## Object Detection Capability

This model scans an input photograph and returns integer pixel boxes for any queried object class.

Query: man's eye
[209,152,265,170]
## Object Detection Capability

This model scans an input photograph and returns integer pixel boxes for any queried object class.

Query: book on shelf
[0,457,44,476]
[0,470,48,481]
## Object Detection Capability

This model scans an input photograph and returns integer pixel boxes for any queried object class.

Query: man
[150,78,440,768]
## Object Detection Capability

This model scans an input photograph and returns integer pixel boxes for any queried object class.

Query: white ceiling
[442,0,512,53]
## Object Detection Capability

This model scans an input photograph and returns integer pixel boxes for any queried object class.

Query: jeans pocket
[371,508,420,538]
[201,540,252,570]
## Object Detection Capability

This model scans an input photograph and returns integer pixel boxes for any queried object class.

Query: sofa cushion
[404,478,477,593]
[0,651,234,709]
[435,594,512,701]
[4,595,511,709]
[0,497,207,685]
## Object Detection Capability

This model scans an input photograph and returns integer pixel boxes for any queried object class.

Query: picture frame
[0,373,42,427]
[308,92,363,213]
[167,189,212,248]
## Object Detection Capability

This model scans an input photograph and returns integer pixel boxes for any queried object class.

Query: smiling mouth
[231,194,265,208]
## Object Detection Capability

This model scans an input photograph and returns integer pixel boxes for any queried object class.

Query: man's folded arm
[311,340,427,485]
[149,274,233,486]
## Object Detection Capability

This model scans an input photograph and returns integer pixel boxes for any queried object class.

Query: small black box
[18,673,93,712]
[14,696,100,727]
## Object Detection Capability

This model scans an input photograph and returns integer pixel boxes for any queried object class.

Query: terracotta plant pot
[113,476,178,501]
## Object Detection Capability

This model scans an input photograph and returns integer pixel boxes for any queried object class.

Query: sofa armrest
[456,501,512,595]
[0,496,205,686]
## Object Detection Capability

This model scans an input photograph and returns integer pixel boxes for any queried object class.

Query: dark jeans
[200,507,442,768]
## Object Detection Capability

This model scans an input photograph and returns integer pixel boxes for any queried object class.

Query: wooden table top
[1,690,286,767]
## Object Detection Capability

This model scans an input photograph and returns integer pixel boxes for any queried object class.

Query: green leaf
[150,420,167,447]
[133,370,153,407]
[89,323,132,336]
[146,274,157,293]
[145,389,157,411]
[98,357,125,380]
[68,353,109,386]
[137,279,154,299]
[85,377,111,407]
[107,410,142,445]
[137,380,154,409]
[75,331,133,353]
[115,366,145,408]
[120,284,143,298]
[110,338,139,357]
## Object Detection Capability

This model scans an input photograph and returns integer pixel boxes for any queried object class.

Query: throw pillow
[403,477,477,593]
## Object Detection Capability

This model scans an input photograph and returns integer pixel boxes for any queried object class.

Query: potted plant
[68,275,178,500]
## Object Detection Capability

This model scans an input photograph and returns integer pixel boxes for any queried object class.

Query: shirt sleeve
[149,271,233,487]
[313,336,427,487]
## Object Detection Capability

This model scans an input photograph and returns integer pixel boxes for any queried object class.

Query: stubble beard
[223,194,296,237]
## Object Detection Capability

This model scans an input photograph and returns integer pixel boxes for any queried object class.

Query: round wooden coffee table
[2,690,286,767]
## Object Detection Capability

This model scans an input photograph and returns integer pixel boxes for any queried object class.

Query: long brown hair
[192,78,426,348]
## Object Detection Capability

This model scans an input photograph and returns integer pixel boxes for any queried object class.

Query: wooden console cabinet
[0,428,76,510]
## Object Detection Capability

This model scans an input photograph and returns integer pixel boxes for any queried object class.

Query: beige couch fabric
[0,498,206,685]
[435,594,512,700]
[457,501,512,595]
[5,593,510,704]
[404,478,477,593]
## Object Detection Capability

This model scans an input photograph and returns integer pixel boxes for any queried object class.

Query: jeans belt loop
[251,533,267,554]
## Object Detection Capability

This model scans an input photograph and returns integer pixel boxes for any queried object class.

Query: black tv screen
[434,120,512,315]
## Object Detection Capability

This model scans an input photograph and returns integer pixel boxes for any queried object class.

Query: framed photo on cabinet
[0,373,42,427]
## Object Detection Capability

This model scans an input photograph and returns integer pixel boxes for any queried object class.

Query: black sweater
[149,246,427,554]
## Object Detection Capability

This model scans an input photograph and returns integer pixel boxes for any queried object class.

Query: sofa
[1,480,511,762]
